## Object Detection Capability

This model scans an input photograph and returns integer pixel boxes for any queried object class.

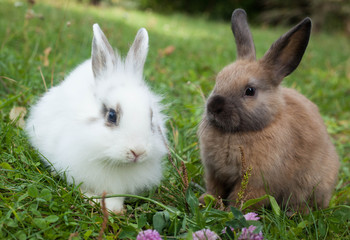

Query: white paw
[83,191,125,213]
[104,197,125,213]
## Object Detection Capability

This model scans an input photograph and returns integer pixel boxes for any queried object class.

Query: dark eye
[245,87,256,96]
[107,109,117,124]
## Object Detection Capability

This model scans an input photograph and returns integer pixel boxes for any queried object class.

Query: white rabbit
[26,24,167,212]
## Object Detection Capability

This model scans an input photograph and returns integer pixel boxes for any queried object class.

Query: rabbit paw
[104,197,125,213]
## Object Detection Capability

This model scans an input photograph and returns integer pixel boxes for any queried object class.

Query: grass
[0,0,349,239]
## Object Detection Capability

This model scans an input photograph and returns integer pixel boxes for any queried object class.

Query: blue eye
[245,87,256,96]
[107,109,117,123]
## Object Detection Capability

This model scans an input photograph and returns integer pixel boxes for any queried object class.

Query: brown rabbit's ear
[260,18,312,85]
[231,9,256,61]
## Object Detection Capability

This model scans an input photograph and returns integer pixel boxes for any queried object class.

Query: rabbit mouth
[207,111,270,133]
[207,113,240,133]
[127,155,143,163]
[99,157,143,168]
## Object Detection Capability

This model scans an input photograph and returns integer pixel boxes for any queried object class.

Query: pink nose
[130,150,140,158]
[130,149,145,162]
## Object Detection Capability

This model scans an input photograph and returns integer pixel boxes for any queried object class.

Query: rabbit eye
[107,109,117,124]
[245,87,256,96]
[103,104,121,127]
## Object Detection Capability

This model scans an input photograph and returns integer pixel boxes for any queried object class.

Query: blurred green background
[82,0,350,33]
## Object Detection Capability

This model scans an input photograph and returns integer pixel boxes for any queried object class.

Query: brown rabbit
[198,9,339,212]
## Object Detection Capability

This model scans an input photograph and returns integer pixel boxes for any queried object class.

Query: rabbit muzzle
[206,94,240,132]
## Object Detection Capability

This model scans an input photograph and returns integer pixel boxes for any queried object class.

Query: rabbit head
[85,24,167,166]
[206,9,311,133]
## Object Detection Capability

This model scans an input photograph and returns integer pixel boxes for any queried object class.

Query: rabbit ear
[125,28,149,75]
[91,24,117,78]
[231,9,256,61]
[260,18,311,85]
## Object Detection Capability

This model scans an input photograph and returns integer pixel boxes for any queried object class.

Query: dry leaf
[9,106,27,128]
[43,47,52,67]
[158,45,175,57]
[68,232,79,240]
[25,9,35,19]
[25,8,43,20]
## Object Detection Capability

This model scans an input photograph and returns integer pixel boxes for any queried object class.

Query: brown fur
[198,9,339,212]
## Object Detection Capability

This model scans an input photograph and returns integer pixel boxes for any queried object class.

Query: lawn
[0,0,349,239]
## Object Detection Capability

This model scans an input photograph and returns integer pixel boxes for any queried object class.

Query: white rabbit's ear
[231,9,256,61]
[125,28,149,76]
[260,18,311,85]
[92,24,117,78]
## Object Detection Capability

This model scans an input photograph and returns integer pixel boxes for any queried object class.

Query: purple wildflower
[136,229,162,240]
[244,212,260,221]
[238,225,263,240]
[192,229,219,240]
[221,226,234,234]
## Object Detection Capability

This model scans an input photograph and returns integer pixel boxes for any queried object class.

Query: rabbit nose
[130,149,146,162]
[208,95,225,115]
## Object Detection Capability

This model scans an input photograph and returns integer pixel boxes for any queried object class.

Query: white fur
[26,24,167,212]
